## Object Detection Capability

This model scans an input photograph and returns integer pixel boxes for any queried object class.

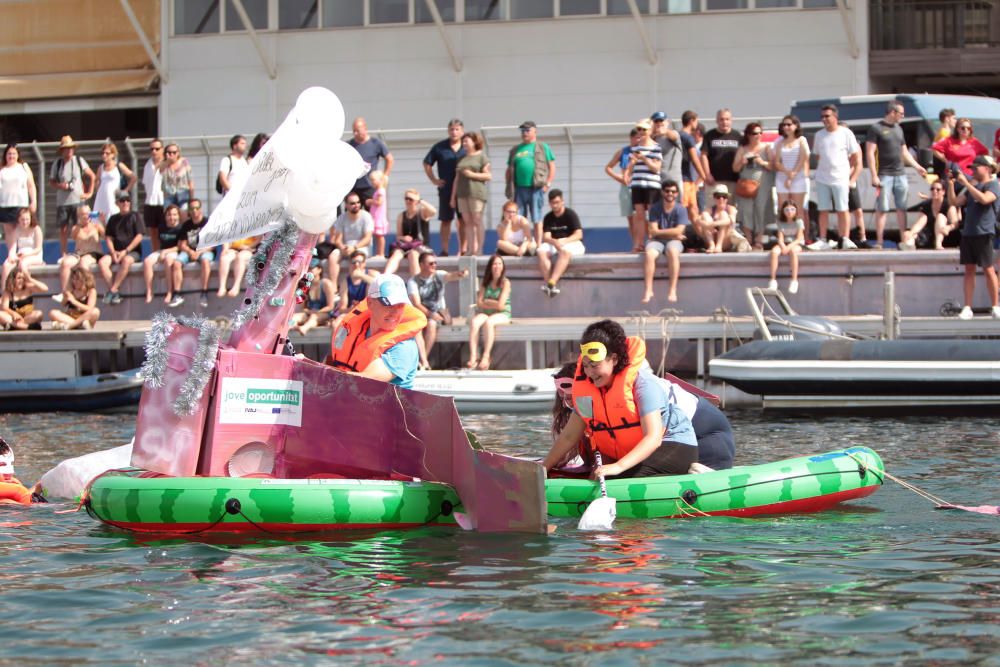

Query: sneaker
[110,292,122,305]
[767,279,778,290]
[788,280,799,295]
[52,293,64,304]
[168,295,185,308]
[807,239,831,251]
[840,237,858,250]
[540,284,551,297]
[102,292,113,305]
[992,306,1000,319]
[958,306,974,320]
[899,240,916,251]
[51,322,67,330]
[549,283,561,296]
[199,292,209,308]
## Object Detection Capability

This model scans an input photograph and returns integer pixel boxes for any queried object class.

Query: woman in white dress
[0,144,37,249]
[771,115,810,219]
[92,142,136,223]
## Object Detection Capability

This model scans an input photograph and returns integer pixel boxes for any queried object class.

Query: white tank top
[0,163,30,207]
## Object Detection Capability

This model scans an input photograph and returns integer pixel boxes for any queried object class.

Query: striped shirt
[629,143,663,191]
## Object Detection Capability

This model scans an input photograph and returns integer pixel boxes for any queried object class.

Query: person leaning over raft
[325,273,427,390]
[542,320,700,479]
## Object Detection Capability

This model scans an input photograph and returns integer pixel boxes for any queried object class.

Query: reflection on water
[1,410,999,664]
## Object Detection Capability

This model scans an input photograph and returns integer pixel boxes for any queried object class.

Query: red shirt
[933,136,989,175]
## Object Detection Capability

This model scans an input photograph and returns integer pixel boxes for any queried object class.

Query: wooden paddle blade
[578,496,616,531]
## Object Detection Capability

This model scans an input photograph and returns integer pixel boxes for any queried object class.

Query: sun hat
[58,135,77,149]
[972,155,998,172]
[635,119,653,131]
[712,184,731,198]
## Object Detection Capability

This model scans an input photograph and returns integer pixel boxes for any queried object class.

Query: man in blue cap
[327,273,427,389]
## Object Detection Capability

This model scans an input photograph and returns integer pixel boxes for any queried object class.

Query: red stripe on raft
[100,520,455,534]
[698,485,881,518]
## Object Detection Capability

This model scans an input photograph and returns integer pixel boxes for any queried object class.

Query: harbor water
[2,409,999,665]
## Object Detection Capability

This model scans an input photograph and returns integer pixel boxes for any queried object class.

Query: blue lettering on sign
[272,407,281,414]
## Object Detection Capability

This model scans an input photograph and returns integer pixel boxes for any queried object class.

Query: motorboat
[0,368,143,413]
[412,367,558,413]
[709,288,1000,410]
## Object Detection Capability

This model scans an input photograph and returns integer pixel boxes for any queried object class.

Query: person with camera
[732,122,773,248]
[946,155,1000,320]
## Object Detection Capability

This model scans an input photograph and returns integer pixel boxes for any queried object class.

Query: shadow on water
[1,411,999,664]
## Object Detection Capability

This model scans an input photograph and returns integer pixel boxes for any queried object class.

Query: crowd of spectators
[2,100,999,341]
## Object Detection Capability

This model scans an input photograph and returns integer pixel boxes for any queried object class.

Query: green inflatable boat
[86,470,461,534]
[546,447,884,520]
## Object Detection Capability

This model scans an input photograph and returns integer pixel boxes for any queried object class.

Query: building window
[416,0,457,22]
[175,0,220,34]
[559,0,601,15]
[225,0,268,30]
[465,0,504,20]
[371,0,411,23]
[280,0,319,29]
[756,0,796,7]
[510,0,553,18]
[658,0,700,12]
[322,0,364,26]
[802,0,836,6]
[608,0,648,13]
[704,0,746,9]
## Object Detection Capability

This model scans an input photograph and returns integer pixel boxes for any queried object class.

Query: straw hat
[58,135,77,149]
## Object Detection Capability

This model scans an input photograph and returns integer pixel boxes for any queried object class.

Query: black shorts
[959,234,995,268]
[56,205,80,229]
[68,250,104,262]
[631,187,659,208]
[847,185,861,211]
[610,441,698,478]
[143,204,165,230]
[438,185,457,222]
[0,206,21,224]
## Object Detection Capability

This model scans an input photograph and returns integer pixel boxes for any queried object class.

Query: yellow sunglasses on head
[580,341,608,363]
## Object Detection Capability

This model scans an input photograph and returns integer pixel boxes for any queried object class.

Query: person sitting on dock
[0,262,47,331]
[767,199,805,294]
[537,189,584,297]
[326,273,426,390]
[700,185,739,253]
[407,251,468,370]
[467,254,511,370]
[97,191,144,305]
[495,200,538,257]
[901,182,959,251]
[947,154,1000,320]
[49,265,100,330]
[142,203,185,308]
[175,198,214,308]
[642,180,689,304]
[542,319,699,479]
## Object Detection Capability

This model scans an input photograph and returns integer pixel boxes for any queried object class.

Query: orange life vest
[572,336,647,462]
[327,299,427,373]
[0,478,31,505]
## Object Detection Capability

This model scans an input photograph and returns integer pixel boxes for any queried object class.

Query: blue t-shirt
[962,179,1000,236]
[647,200,690,229]
[633,368,698,447]
[423,139,466,190]
[349,136,390,191]
[679,131,698,182]
[379,338,419,390]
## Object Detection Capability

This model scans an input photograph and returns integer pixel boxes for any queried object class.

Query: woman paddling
[542,319,699,479]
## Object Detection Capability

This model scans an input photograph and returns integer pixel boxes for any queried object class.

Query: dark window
[609,0,647,13]
[175,0,220,34]
[371,0,410,23]
[756,0,796,7]
[466,0,503,20]
[225,0,268,30]
[510,0,553,19]
[560,0,601,15]
[416,0,456,22]
[322,0,364,26]
[280,0,319,29]
[705,0,746,9]
[658,0,700,12]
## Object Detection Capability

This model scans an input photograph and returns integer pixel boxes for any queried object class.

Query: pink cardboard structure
[130,227,547,533]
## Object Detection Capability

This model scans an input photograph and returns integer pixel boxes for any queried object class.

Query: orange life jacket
[0,478,32,505]
[326,299,427,373]
[572,336,647,462]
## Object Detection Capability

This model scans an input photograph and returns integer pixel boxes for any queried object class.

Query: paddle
[578,452,616,531]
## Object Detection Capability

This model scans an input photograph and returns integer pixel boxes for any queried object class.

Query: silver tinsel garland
[230,218,301,332]
[141,313,222,416]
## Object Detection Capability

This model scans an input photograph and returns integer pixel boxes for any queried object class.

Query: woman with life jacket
[326,273,427,390]
[542,319,699,479]
[0,437,32,505]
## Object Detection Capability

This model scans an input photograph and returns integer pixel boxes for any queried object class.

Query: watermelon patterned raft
[86,470,461,534]
[547,447,884,520]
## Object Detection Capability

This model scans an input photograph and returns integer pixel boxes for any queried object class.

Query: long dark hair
[551,362,577,439]
[580,319,629,376]
[778,199,799,223]
[481,254,506,289]
[740,122,763,147]
[249,133,270,159]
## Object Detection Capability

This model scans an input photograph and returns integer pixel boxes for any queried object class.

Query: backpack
[118,164,129,192]
[215,156,232,195]
[53,155,85,184]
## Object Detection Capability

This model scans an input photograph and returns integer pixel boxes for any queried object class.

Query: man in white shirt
[217,134,249,194]
[326,193,374,286]
[142,138,165,251]
[811,105,862,250]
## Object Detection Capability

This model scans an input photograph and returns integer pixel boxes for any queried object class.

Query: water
[2,410,999,665]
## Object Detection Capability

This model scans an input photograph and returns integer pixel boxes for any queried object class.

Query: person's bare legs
[537,249,553,284]
[789,245,801,282]
[666,244,681,302]
[769,245,781,282]
[874,210,887,247]
[963,264,976,308]
[216,248,234,297]
[641,246,660,304]
[836,211,851,244]
[467,312,487,368]
[439,219,452,256]
[228,249,251,297]
[817,211,829,243]
[58,255,80,293]
[383,249,404,275]
[549,248,573,285]
[143,255,157,302]
[478,314,507,370]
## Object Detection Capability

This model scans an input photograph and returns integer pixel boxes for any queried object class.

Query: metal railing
[870,0,998,50]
